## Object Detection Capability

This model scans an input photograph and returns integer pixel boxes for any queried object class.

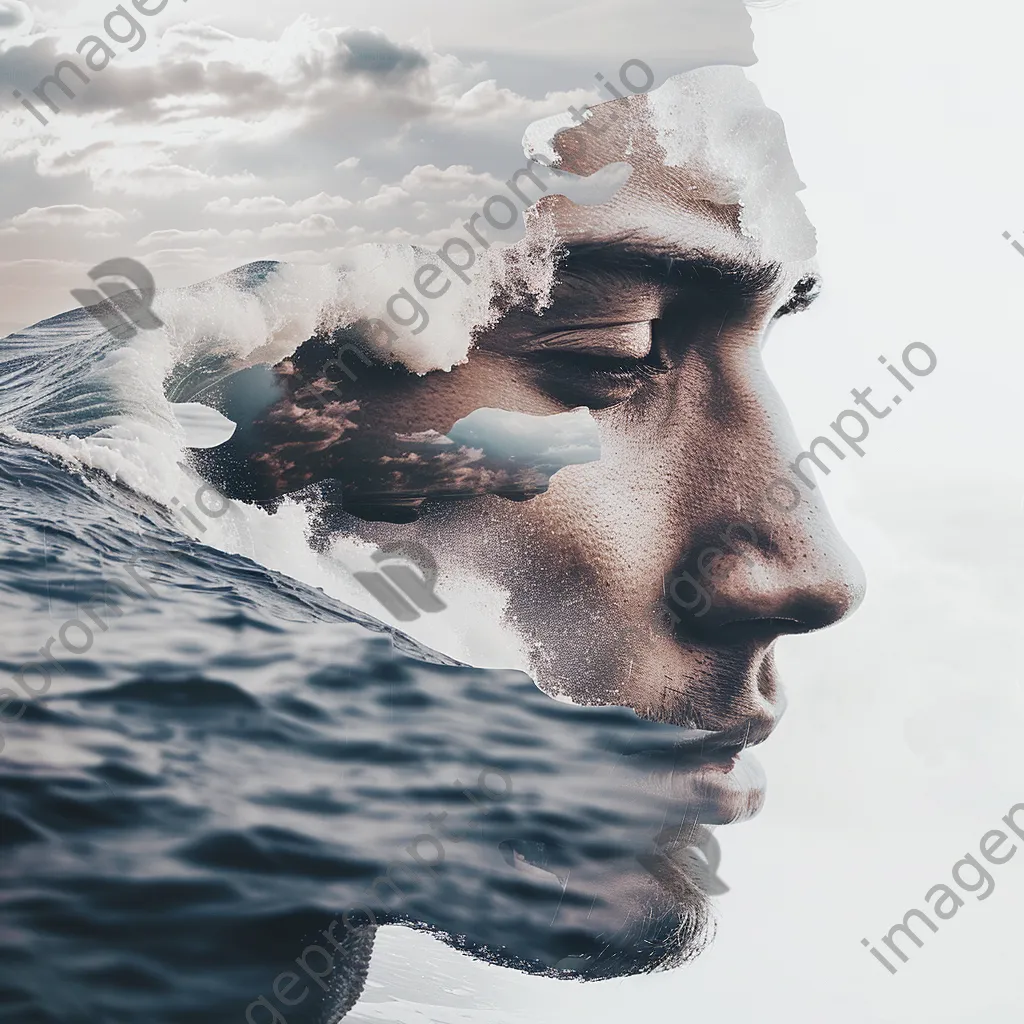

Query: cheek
[553,416,680,547]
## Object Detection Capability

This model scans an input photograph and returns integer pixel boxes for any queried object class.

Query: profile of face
[183,65,866,987]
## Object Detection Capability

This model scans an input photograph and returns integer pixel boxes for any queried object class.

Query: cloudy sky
[4,1,1024,1022]
[0,0,757,337]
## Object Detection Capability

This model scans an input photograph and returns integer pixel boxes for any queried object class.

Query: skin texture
[186,69,867,975]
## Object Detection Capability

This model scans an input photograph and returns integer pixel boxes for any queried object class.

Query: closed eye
[527,320,655,359]
[527,328,669,407]
[533,350,663,378]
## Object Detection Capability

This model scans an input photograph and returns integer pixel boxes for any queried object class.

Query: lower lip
[646,749,766,825]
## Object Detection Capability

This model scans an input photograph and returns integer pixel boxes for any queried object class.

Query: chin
[412,858,716,982]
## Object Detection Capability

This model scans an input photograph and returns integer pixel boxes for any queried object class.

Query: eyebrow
[551,238,822,318]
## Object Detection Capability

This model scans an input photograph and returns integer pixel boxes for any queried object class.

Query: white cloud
[363,184,412,211]
[0,204,130,236]
[399,163,504,196]
[203,192,353,217]
[259,214,340,241]
[137,216,343,253]
[0,18,604,328]
[0,0,30,36]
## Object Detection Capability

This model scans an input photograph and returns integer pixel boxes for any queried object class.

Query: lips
[669,715,779,758]
[647,748,766,825]
[621,720,772,826]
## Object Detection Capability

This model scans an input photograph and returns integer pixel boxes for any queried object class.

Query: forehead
[525,66,818,279]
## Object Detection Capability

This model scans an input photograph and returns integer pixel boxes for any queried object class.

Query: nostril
[663,525,866,639]
[713,585,862,635]
[717,616,809,641]
[665,578,863,641]
[671,615,806,646]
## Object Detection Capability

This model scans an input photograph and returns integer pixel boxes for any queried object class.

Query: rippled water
[0,441,710,1023]
[0,287,722,1023]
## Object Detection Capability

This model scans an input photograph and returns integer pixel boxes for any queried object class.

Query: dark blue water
[0,292,712,1024]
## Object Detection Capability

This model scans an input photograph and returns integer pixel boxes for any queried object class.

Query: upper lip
[629,716,779,773]
[673,717,777,759]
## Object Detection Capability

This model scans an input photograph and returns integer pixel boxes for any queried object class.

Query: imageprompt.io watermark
[1001,227,1024,259]
[68,257,446,624]
[0,554,161,756]
[352,541,447,622]
[665,341,939,621]
[244,765,514,1024]
[71,256,163,338]
[861,800,1024,975]
[11,0,191,129]
[296,58,657,415]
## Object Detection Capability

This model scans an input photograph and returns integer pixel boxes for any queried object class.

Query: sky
[3,0,1024,1021]
[0,0,756,338]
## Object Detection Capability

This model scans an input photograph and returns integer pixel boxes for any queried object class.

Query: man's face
[297,78,864,729]
[190,67,866,971]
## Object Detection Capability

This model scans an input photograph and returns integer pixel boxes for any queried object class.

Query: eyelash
[527,343,668,408]
[560,353,664,380]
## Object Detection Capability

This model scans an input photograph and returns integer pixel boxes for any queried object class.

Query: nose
[669,508,865,639]
[664,367,866,642]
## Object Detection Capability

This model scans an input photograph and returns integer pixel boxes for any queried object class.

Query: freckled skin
[188,69,866,971]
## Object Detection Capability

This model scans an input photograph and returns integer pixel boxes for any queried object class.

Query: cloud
[332,28,429,79]
[204,193,353,218]
[136,226,255,249]
[0,204,129,235]
[314,431,571,506]
[136,216,344,253]
[0,19,605,329]
[363,184,411,211]
[1,20,446,132]
[0,19,592,170]
[398,163,505,198]
[0,0,29,33]
[356,408,602,502]
[259,214,339,241]
[446,407,602,469]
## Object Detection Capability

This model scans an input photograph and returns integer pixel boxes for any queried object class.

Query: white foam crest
[2,417,533,674]
[320,532,531,670]
[152,262,345,371]
[0,417,191,516]
[328,220,560,374]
